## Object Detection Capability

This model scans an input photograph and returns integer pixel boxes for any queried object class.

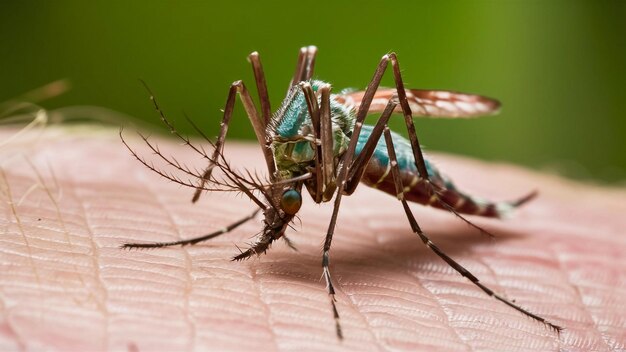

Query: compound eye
[280,189,302,215]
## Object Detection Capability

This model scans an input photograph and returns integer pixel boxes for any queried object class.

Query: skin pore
[0,127,624,351]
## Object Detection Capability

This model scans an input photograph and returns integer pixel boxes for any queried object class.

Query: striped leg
[382,126,563,333]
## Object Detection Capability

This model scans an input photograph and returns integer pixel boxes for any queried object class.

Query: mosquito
[121,46,562,339]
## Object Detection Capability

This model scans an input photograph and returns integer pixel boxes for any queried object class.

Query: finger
[0,127,623,351]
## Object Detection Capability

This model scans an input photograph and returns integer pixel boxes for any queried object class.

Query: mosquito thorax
[269,80,355,180]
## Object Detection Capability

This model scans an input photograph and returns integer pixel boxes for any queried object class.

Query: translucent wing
[336,88,501,118]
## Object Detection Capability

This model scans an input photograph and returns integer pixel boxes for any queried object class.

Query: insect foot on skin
[120,45,563,340]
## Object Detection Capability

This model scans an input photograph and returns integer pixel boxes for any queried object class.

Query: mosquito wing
[336,88,501,118]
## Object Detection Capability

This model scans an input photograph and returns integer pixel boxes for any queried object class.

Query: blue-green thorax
[269,80,355,180]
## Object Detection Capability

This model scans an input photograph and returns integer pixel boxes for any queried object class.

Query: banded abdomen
[354,125,533,218]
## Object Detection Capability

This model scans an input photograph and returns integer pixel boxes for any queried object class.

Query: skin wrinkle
[471,252,553,343]
[0,127,625,351]
[342,285,439,311]
[551,247,612,352]
[356,301,438,330]
[250,266,280,351]
[354,205,473,348]
[390,270,464,344]
[406,270,473,351]
[354,220,527,350]
[352,207,471,350]
[178,214,278,349]
[0,169,43,291]
[348,292,456,340]
[104,188,194,350]
[474,254,563,334]
[336,208,386,351]
[20,170,108,340]
[400,220,482,351]
[142,181,197,351]
[368,226,558,349]
[335,275,383,350]
[108,260,191,279]
[422,272,558,348]
[28,161,101,309]
[0,292,26,351]
[68,178,110,350]
[263,276,334,298]
[1,173,54,350]
[471,260,554,348]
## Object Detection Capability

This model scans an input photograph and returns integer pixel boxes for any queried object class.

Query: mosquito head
[260,181,304,239]
[183,139,310,260]
[226,181,304,262]
[259,172,310,220]
[280,188,302,215]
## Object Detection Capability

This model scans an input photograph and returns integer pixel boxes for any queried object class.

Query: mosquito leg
[334,53,414,196]
[296,81,338,202]
[317,54,403,340]
[320,96,409,339]
[121,208,261,249]
[282,235,298,252]
[382,126,563,333]
[303,45,317,81]
[299,82,324,203]
[248,51,271,125]
[334,53,431,182]
[319,144,350,340]
[384,54,430,180]
[318,84,337,200]
[289,45,318,88]
[344,98,398,194]
[289,47,306,88]
[192,80,275,202]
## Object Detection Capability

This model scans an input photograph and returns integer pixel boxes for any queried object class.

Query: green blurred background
[1,0,625,183]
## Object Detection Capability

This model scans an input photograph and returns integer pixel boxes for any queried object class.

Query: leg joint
[322,251,330,267]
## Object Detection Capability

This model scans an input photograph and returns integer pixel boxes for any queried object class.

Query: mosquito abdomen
[355,125,532,218]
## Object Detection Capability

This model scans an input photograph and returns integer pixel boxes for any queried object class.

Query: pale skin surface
[0,126,625,352]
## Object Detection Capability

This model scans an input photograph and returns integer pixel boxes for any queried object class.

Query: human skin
[0,127,624,351]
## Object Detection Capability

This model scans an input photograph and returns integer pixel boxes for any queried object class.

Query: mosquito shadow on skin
[248,221,529,286]
[331,218,526,262]
[251,259,326,287]
[178,207,532,284]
